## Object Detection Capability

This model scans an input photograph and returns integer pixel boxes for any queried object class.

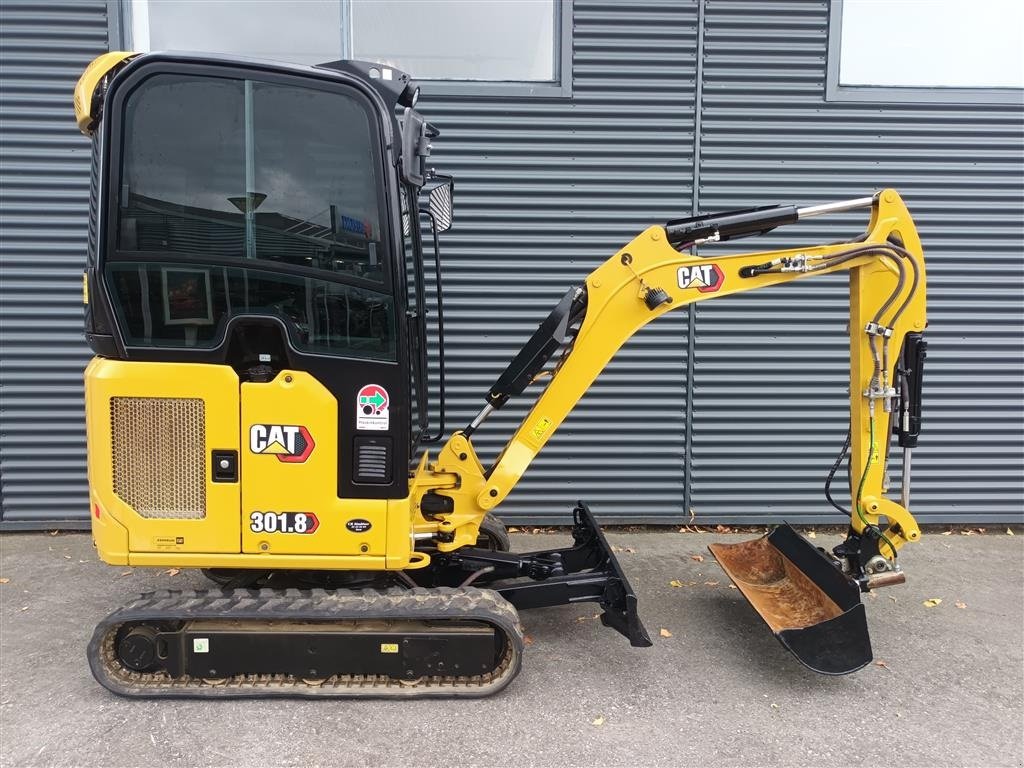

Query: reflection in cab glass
[109,73,395,358]
[110,262,395,359]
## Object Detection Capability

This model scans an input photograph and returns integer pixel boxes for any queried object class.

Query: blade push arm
[421,190,926,566]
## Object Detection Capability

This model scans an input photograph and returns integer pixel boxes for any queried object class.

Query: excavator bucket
[708,524,872,675]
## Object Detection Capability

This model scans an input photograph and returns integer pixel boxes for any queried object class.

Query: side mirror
[427,178,454,233]
[400,107,427,186]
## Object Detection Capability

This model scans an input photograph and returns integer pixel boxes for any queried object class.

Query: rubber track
[88,587,523,699]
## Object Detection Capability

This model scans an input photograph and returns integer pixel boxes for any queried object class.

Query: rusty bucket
[708,525,872,675]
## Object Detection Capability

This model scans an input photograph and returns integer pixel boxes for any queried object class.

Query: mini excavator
[74,52,928,697]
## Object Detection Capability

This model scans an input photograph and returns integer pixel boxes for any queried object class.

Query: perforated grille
[110,397,207,519]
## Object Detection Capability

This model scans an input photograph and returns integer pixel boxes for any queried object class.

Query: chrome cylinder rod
[797,196,875,219]
[464,402,495,437]
[901,447,912,510]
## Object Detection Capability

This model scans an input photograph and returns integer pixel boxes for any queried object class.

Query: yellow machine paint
[87,190,925,570]
[420,191,926,552]
[76,51,932,690]
[73,51,136,135]
[87,361,421,570]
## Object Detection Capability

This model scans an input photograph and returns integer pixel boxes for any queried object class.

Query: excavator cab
[78,53,453,538]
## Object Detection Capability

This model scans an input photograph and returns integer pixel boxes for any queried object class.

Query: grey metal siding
[2,0,1021,529]
[689,0,1024,523]
[0,1,109,527]
[418,0,698,522]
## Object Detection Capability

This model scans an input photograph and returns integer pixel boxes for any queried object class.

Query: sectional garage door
[0,1,109,528]
[1,0,1021,529]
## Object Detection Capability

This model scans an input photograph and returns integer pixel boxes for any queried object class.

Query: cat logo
[249,424,315,463]
[676,263,724,293]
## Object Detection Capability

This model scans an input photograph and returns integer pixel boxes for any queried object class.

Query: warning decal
[356,384,390,431]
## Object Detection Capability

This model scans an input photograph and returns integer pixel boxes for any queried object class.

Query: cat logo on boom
[249,424,315,463]
[677,263,724,293]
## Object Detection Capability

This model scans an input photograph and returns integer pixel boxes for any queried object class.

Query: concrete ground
[0,529,1021,768]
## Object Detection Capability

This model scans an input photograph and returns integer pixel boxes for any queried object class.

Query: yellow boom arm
[415,190,926,562]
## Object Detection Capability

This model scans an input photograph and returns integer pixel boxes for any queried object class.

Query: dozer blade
[708,524,872,675]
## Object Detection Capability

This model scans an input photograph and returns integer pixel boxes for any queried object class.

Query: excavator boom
[419,191,926,673]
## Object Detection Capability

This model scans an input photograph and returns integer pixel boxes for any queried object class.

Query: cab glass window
[109,71,396,360]
[118,73,385,283]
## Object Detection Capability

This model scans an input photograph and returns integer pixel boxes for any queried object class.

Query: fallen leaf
[1008,529,1015,536]
[164,568,181,577]
[0,578,9,584]
[888,595,897,603]
[715,525,732,533]
[770,702,779,709]
[669,579,684,588]
[875,660,891,671]
[591,716,605,726]
[118,570,133,577]
[659,628,673,638]
[690,554,704,563]
[20,605,29,611]
[703,580,719,586]
[507,526,520,533]
[611,545,623,553]
[625,547,636,554]
[727,584,738,590]
[923,598,942,608]
[523,634,534,646]
[960,529,975,536]
[940,530,953,536]
[49,530,59,536]
[955,601,966,609]
[807,531,817,540]
[63,555,71,560]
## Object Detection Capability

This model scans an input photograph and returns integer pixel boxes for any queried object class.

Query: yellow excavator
[74,51,927,697]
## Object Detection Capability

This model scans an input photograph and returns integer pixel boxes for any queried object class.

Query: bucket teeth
[708,524,872,675]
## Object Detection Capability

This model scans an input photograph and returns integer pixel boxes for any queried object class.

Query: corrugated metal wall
[690,0,1024,523]
[0,1,110,528]
[1,0,1021,528]
[418,0,697,523]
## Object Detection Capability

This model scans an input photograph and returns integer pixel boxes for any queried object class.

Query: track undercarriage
[89,504,649,698]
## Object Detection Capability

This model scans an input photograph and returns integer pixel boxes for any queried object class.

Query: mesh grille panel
[110,397,207,519]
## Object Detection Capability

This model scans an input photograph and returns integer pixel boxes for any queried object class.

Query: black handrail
[419,211,446,443]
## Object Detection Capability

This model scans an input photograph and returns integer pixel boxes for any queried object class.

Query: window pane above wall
[351,0,556,81]
[840,0,1024,88]
[140,0,342,66]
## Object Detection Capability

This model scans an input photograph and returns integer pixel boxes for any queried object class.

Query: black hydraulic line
[825,430,852,517]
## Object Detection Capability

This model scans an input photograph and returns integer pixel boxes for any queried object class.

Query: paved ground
[0,529,1021,768]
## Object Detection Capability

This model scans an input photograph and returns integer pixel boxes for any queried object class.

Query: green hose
[856,416,898,560]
